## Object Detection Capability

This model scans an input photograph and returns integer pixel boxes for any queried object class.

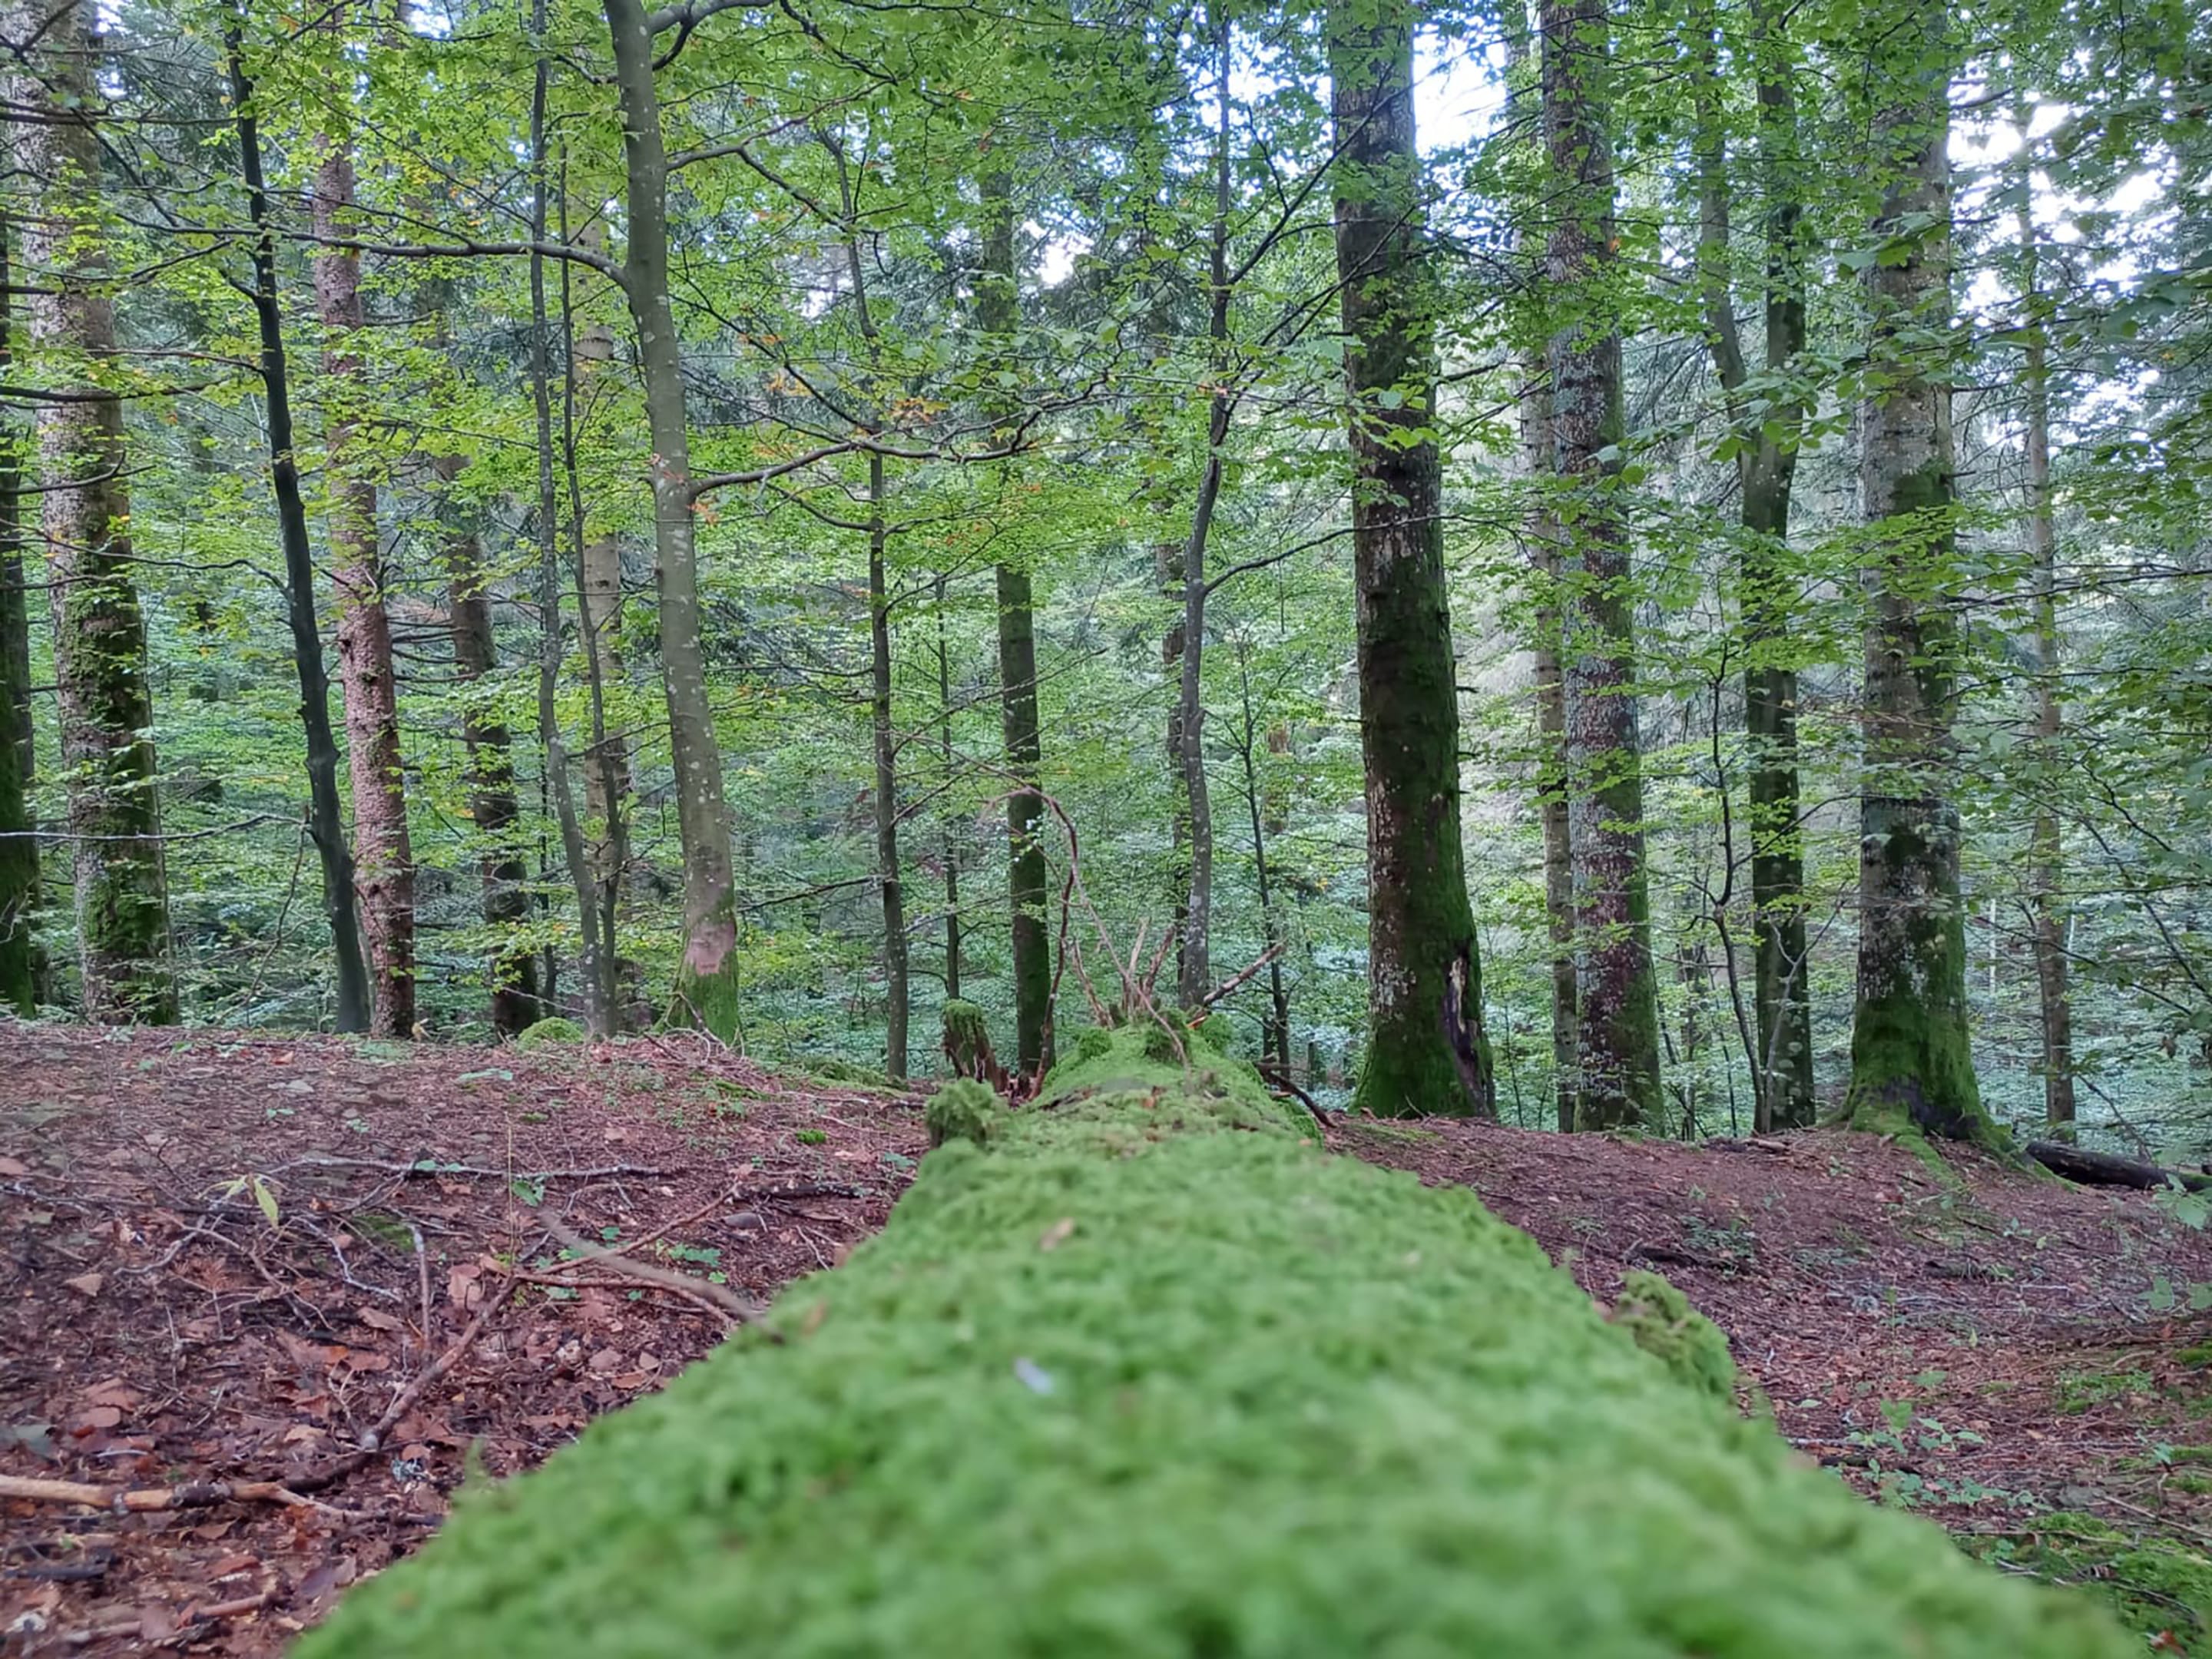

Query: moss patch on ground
[303,1025,2132,1659]
[1965,1513,2212,1647]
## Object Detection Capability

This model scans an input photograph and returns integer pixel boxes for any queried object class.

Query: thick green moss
[303,1025,2130,1659]
[926,1078,1002,1147]
[514,1015,585,1051]
[1612,1270,1737,1402]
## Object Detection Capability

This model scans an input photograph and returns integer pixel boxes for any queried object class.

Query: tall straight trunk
[1328,0,1494,1118]
[15,2,175,1023]
[605,0,745,1038]
[868,455,909,1080]
[225,30,369,1032]
[979,163,1052,1078]
[567,219,633,906]
[1235,643,1291,1067]
[434,452,538,1034]
[1694,0,1813,1131]
[934,572,961,1002]
[1843,0,1990,1143]
[1172,8,1233,1009]
[1542,0,1658,1129]
[1160,542,1190,992]
[0,214,37,1015]
[1505,12,1578,1132]
[312,22,414,1037]
[528,32,610,1039]
[2017,187,2075,1137]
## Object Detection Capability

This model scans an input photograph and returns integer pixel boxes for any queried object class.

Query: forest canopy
[0,0,2206,1158]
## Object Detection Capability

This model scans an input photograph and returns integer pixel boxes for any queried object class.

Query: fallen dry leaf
[357,1306,402,1332]
[63,1272,104,1298]
[0,1154,28,1177]
[1038,1217,1076,1252]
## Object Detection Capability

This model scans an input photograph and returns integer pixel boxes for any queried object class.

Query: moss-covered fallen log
[303,1025,2128,1657]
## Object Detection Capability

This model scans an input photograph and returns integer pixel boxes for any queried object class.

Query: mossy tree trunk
[15,1,176,1024]
[605,0,746,1040]
[435,452,538,1035]
[1327,0,1494,1119]
[1843,0,1992,1144]
[934,571,962,1002]
[979,161,1052,1080]
[226,35,369,1033]
[1541,0,1658,1130]
[312,28,415,1037]
[0,215,38,1016]
[1694,0,1814,1131]
[302,1022,2134,1659]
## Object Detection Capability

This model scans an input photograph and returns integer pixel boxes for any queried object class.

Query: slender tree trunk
[1160,541,1190,992]
[935,572,961,1002]
[433,452,538,1034]
[1542,0,1657,1128]
[2018,187,2075,1138]
[1843,0,1991,1143]
[605,0,746,1038]
[1235,643,1290,1066]
[979,162,1052,1078]
[14,1,175,1023]
[1172,9,1234,1010]
[225,31,369,1031]
[311,21,414,1036]
[1328,0,1494,1118]
[0,214,37,1015]
[868,455,909,1081]
[1694,0,1813,1131]
[567,219,634,912]
[528,35,610,1040]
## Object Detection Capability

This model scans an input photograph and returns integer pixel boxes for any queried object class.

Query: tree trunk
[0,214,37,1015]
[299,1023,2136,1659]
[225,31,369,1032]
[311,32,414,1037]
[2018,188,2075,1139]
[934,572,961,1002]
[1843,0,1991,1144]
[1328,0,1494,1118]
[527,33,610,1041]
[435,451,538,1035]
[15,1,176,1024]
[1235,643,1291,1068]
[1172,9,1234,1011]
[979,163,1052,1079]
[1542,0,1658,1129]
[605,0,745,1038]
[1694,0,1814,1131]
[566,220,634,913]
[869,453,909,1082]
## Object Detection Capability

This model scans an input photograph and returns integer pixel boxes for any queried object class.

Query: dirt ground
[5,1025,2211,1653]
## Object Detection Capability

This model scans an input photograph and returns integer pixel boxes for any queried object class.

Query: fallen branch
[1200,943,1283,1009]
[0,1474,316,1513]
[280,1155,675,1182]
[1253,1059,1326,1121]
[2025,1140,2212,1194]
[541,1216,764,1326]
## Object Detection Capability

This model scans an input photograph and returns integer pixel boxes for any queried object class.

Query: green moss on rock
[302,1025,2132,1659]
[1611,1270,1737,1402]
[514,1016,584,1051]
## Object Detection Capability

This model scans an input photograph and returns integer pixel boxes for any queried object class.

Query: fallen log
[2025,1139,2212,1193]
[302,1024,2128,1658]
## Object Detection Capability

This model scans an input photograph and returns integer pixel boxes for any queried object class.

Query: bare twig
[1200,943,1283,1008]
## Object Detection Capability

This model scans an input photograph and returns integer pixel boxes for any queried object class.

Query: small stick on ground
[539,1216,763,1326]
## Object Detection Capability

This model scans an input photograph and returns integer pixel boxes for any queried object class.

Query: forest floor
[4,1028,2211,1654]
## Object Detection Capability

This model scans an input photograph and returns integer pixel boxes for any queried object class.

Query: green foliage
[301,1024,2129,1657]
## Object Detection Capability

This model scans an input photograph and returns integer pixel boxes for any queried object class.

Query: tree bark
[2025,1141,2210,1194]
[605,0,746,1038]
[14,1,175,1023]
[1844,0,1991,1144]
[1693,0,1814,1131]
[0,214,37,1015]
[934,572,961,1002]
[979,162,1052,1079]
[434,452,538,1035]
[1542,0,1658,1129]
[311,21,414,1036]
[2017,187,2075,1139]
[1235,642,1291,1067]
[869,452,909,1081]
[1328,0,1494,1118]
[225,29,369,1032]
[527,33,610,1041]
